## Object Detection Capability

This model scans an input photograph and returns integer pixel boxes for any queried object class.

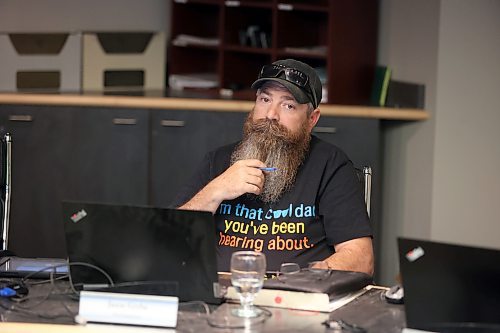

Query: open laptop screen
[62,201,220,303]
[398,237,500,332]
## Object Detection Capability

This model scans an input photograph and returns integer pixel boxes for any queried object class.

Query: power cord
[3,261,275,328]
[1,261,115,322]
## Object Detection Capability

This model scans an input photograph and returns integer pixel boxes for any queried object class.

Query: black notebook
[62,201,221,303]
[264,269,372,300]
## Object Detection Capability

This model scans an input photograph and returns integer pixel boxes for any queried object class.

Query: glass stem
[240,293,254,313]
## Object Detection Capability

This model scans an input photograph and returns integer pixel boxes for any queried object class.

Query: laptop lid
[398,237,500,332]
[62,201,220,303]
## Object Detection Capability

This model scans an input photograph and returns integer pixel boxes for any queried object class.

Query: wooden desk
[0,282,405,332]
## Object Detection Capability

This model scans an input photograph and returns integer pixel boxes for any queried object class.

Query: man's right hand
[179,159,267,213]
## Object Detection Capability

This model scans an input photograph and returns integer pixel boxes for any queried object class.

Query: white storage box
[82,31,166,91]
[0,32,82,92]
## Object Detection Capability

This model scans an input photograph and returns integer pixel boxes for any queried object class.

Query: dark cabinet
[0,105,380,259]
[0,105,73,258]
[0,105,149,258]
[63,107,149,206]
[150,110,246,206]
[313,117,379,168]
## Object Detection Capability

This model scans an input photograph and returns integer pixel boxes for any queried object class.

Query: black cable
[178,300,211,315]
[22,261,114,287]
[60,298,78,318]
[1,261,115,321]
[25,274,69,285]
[19,261,115,298]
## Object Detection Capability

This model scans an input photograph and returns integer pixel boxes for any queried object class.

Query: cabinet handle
[174,0,187,4]
[278,3,294,11]
[161,120,185,127]
[9,115,33,122]
[225,0,240,7]
[313,126,337,134]
[112,118,137,125]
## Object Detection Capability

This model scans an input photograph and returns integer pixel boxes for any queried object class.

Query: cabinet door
[63,107,149,207]
[0,105,73,258]
[313,117,379,168]
[151,110,247,207]
[0,105,149,258]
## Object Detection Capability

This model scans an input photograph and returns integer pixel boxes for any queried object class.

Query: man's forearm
[178,185,222,214]
[320,237,374,275]
[179,159,266,214]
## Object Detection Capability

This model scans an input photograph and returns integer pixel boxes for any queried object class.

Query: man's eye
[283,103,296,110]
[261,97,270,103]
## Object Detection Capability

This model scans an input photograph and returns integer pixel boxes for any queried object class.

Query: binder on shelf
[172,34,219,47]
[370,66,391,107]
[168,73,219,90]
[386,80,425,109]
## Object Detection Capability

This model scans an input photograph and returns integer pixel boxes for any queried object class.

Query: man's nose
[266,104,280,121]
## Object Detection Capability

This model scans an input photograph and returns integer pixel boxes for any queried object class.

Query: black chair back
[1,133,12,252]
[355,166,372,217]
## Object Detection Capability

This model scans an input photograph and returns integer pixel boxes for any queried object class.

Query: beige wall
[0,0,169,32]
[432,1,500,245]
[379,0,500,286]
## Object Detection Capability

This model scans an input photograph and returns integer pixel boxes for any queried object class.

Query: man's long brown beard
[230,113,311,203]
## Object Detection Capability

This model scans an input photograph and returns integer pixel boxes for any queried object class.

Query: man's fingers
[245,170,265,184]
[245,183,262,195]
[235,159,267,169]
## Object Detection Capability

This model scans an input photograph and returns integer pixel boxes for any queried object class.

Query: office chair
[1,133,12,252]
[355,166,372,217]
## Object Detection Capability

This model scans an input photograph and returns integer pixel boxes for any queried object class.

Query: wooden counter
[0,93,429,120]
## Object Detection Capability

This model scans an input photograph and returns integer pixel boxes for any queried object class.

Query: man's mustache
[244,118,299,143]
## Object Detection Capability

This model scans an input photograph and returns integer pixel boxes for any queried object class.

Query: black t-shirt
[172,136,372,272]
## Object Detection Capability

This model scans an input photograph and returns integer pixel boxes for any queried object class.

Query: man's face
[229,82,322,203]
[230,84,320,203]
[252,86,319,135]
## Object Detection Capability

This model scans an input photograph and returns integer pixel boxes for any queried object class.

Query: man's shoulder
[309,135,349,160]
[204,142,239,169]
[210,142,239,158]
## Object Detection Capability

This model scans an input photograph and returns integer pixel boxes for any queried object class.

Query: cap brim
[251,78,311,105]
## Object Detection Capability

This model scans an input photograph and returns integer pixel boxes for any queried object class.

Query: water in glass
[230,251,266,318]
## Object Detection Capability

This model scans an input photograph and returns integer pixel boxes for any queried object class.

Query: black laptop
[398,237,500,333]
[62,201,221,303]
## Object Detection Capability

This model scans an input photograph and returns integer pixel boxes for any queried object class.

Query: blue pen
[258,167,277,172]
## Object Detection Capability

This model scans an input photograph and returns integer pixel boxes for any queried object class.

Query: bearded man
[174,59,373,275]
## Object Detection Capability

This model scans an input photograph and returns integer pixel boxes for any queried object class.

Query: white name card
[79,291,178,328]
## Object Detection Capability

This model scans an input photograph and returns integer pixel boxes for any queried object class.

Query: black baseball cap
[251,59,322,109]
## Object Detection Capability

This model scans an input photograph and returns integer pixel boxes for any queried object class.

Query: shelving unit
[168,0,378,105]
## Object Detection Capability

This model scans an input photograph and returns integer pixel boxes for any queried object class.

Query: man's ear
[308,108,321,131]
